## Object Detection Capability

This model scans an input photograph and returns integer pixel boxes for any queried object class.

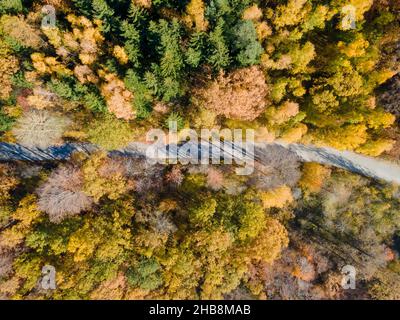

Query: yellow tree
[183,0,208,32]
[81,152,131,203]
[299,162,331,194]
[0,39,19,100]
[259,186,294,209]
[243,218,289,264]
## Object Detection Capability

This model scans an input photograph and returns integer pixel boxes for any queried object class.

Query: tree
[86,114,133,150]
[165,166,184,187]
[61,14,105,65]
[133,0,152,9]
[231,20,263,66]
[250,145,301,190]
[183,0,208,32]
[286,42,315,74]
[188,197,217,228]
[206,168,224,191]
[120,21,142,68]
[12,110,71,149]
[0,15,43,49]
[356,138,395,157]
[147,19,185,102]
[299,163,331,194]
[127,258,163,291]
[207,19,230,70]
[0,37,19,100]
[266,100,300,125]
[242,4,263,21]
[124,70,153,119]
[259,186,294,209]
[0,251,15,278]
[31,53,73,77]
[309,124,368,150]
[0,164,18,204]
[164,112,184,131]
[193,66,269,121]
[99,71,135,120]
[74,65,98,84]
[280,123,308,143]
[236,201,265,242]
[90,273,127,300]
[0,109,15,132]
[0,0,23,14]
[37,165,94,223]
[184,227,243,300]
[72,0,93,16]
[328,67,364,98]
[81,152,131,203]
[0,195,42,253]
[65,201,133,265]
[185,32,207,68]
[92,0,115,33]
[243,217,289,264]
[272,0,309,29]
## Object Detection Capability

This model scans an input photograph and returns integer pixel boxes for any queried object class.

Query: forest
[0,0,400,300]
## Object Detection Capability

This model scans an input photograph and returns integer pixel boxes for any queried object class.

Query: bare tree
[206,167,224,191]
[0,250,15,278]
[378,74,400,122]
[12,110,70,149]
[37,165,94,223]
[122,158,165,194]
[135,207,177,235]
[165,166,184,187]
[249,145,301,190]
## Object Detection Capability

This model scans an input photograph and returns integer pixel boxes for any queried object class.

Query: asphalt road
[1,141,399,184]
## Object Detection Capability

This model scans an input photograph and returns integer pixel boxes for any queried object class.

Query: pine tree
[0,111,14,132]
[148,19,185,101]
[231,20,263,66]
[92,0,115,33]
[0,0,23,14]
[128,3,149,28]
[120,21,142,68]
[72,0,93,16]
[158,19,184,79]
[124,69,152,119]
[152,0,189,11]
[207,19,230,70]
[185,32,206,68]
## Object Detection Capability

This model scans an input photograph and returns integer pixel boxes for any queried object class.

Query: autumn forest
[0,0,400,301]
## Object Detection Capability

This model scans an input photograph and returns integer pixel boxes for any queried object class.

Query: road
[0,141,399,184]
[277,142,400,184]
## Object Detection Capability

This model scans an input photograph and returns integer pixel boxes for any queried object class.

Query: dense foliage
[0,0,399,300]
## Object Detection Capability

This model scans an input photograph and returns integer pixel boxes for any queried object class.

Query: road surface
[0,141,399,184]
